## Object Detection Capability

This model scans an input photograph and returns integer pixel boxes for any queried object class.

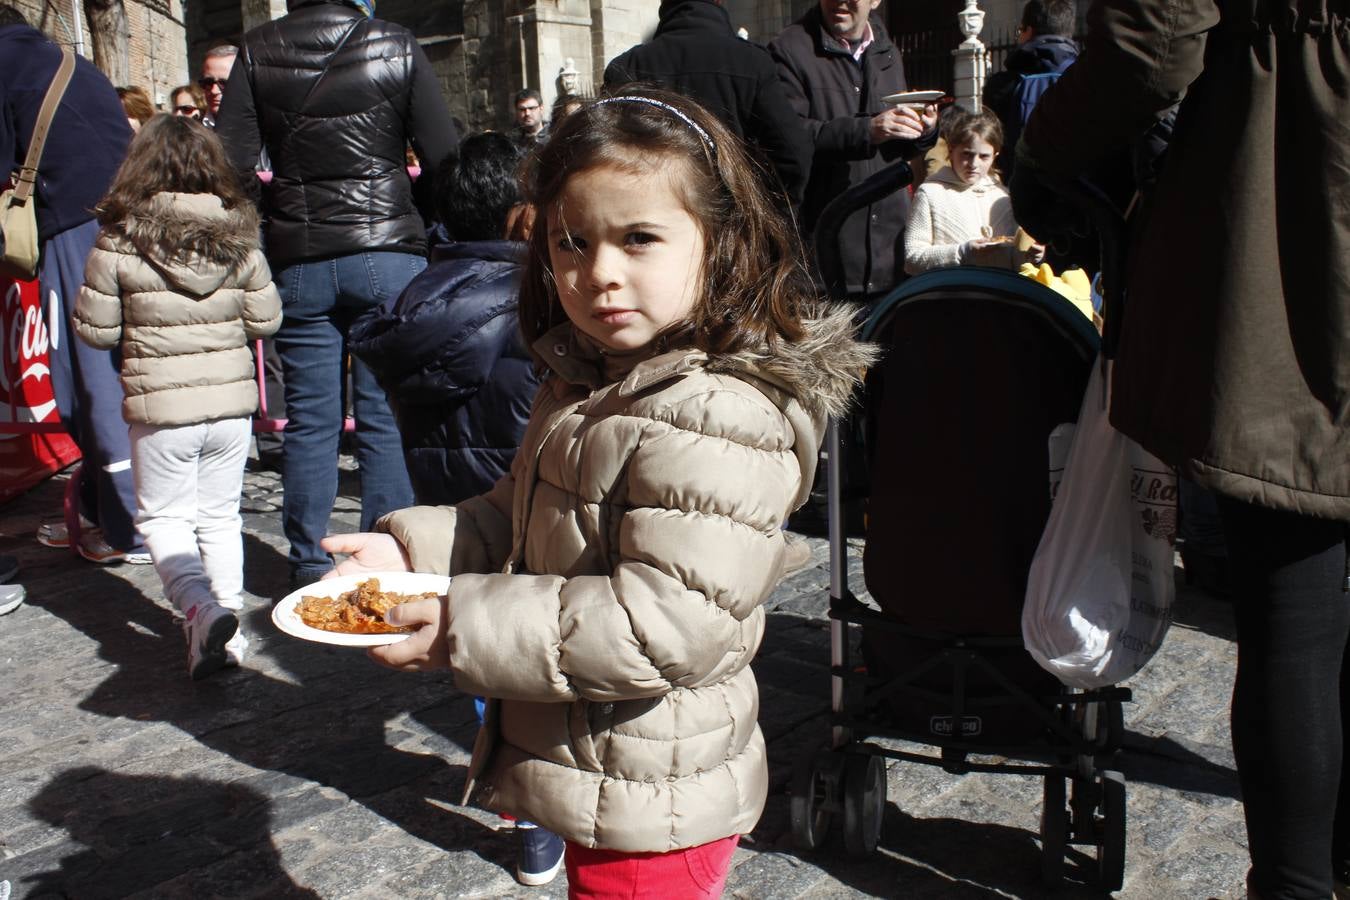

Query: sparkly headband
[592,96,717,154]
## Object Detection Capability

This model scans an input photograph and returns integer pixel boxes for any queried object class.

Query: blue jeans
[273,252,424,580]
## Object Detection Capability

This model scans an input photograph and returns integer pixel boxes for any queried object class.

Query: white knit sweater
[903,166,1018,275]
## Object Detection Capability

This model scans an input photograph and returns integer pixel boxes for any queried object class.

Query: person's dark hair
[515,88,542,107]
[0,3,30,27]
[1020,0,1075,37]
[518,87,812,356]
[436,132,525,242]
[117,86,156,126]
[95,115,252,230]
[942,108,1004,154]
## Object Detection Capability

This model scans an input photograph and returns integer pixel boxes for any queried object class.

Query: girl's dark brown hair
[518,86,813,356]
[96,114,252,228]
[942,107,1004,153]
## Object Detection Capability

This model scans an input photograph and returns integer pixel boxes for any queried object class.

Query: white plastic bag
[1023,355,1176,689]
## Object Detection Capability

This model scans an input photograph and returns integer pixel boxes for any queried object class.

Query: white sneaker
[184,604,239,680]
[0,584,24,616]
[224,627,249,668]
[217,595,244,611]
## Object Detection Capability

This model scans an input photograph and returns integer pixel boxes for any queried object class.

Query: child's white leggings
[129,418,252,615]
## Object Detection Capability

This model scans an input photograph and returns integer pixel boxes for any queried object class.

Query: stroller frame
[791,161,1132,891]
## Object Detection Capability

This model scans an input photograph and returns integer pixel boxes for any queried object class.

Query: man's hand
[367,596,450,671]
[870,106,928,144]
[319,532,411,580]
[918,102,938,133]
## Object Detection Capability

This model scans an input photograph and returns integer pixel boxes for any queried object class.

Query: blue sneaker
[515,822,565,886]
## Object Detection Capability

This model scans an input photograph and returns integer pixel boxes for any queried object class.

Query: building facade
[11,0,189,108]
[11,1,1041,146]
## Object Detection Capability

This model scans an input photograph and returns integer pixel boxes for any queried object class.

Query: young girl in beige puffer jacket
[74,115,281,680]
[321,90,878,897]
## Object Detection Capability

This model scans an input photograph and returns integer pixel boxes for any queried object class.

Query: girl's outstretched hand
[319,532,411,579]
[367,596,450,671]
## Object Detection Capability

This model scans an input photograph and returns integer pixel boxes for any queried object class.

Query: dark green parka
[1023,0,1350,520]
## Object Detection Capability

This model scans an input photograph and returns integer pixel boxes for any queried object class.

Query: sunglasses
[174,105,200,115]
[198,77,227,89]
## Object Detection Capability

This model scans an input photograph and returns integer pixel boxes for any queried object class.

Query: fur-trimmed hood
[109,192,262,297]
[706,300,879,421]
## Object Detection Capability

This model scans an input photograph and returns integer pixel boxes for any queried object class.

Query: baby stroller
[790,161,1131,890]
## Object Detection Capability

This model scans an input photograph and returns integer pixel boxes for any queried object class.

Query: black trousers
[1220,496,1350,899]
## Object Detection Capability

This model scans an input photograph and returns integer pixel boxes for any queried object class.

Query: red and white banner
[1,276,80,503]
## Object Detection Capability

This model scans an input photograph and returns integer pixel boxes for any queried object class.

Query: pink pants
[564,835,739,899]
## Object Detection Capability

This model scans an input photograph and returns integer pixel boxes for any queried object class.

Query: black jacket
[349,239,540,506]
[983,34,1078,177]
[604,0,810,206]
[215,0,457,266]
[0,24,131,241]
[770,9,936,296]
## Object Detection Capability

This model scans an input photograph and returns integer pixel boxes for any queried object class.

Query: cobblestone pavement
[1,461,1246,899]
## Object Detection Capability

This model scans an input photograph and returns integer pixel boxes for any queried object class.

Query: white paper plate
[881,90,945,106]
[272,572,451,647]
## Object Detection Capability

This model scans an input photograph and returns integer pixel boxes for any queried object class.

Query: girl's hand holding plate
[367,594,451,671]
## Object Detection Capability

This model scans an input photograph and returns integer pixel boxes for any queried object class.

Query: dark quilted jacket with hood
[349,238,540,506]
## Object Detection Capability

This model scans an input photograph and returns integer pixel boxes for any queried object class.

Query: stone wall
[125,0,189,106]
[9,0,187,109]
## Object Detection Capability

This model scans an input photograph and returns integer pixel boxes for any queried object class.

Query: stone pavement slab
[0,463,1246,898]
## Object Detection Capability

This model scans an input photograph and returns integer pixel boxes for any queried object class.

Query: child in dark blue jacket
[351,133,541,507]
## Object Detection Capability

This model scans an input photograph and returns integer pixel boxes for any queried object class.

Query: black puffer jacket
[604,0,809,206]
[349,239,540,506]
[215,0,457,266]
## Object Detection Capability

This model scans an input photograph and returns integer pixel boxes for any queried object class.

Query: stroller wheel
[1095,770,1127,891]
[791,749,841,850]
[1040,773,1068,886]
[841,752,886,857]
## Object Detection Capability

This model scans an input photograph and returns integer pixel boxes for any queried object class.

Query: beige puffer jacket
[74,191,281,426]
[378,304,876,852]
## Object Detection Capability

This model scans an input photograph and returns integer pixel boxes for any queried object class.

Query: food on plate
[297,577,440,634]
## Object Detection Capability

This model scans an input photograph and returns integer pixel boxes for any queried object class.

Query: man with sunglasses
[197,44,237,128]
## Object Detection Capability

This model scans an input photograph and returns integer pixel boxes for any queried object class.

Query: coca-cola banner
[1,276,80,504]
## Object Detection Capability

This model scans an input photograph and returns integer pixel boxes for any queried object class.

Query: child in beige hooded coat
[75,116,281,679]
